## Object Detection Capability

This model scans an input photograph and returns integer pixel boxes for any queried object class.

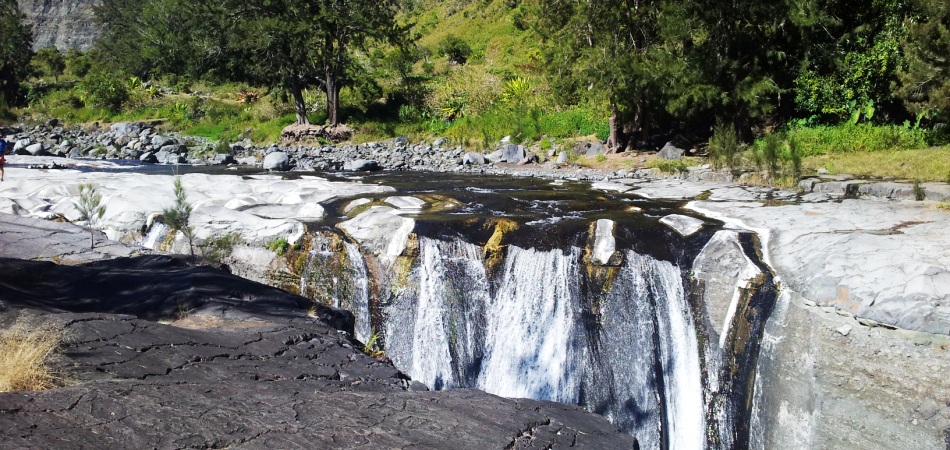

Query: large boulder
[151,135,177,148]
[263,151,291,171]
[585,142,606,157]
[660,214,704,237]
[502,144,526,163]
[657,142,685,160]
[212,153,237,165]
[25,143,47,156]
[343,159,380,172]
[462,152,486,165]
[556,151,569,164]
[155,150,185,165]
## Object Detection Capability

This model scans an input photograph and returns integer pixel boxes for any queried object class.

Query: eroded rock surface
[0,215,635,449]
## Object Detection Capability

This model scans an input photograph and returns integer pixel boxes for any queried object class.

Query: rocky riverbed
[1,130,949,448]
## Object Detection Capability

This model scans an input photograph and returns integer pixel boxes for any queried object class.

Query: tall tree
[0,0,32,107]
[532,0,674,152]
[95,0,409,126]
[897,0,950,120]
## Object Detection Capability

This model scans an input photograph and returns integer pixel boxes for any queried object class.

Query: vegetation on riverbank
[2,0,950,183]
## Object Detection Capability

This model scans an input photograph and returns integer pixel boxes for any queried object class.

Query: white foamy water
[140,223,169,249]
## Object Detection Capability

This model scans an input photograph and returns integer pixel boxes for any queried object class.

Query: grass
[0,319,66,392]
[803,146,950,181]
[786,123,931,156]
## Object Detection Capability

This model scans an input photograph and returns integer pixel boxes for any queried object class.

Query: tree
[0,0,32,107]
[163,177,196,257]
[94,0,410,126]
[532,0,674,152]
[75,183,107,249]
[897,0,950,121]
[30,47,66,80]
[791,0,912,123]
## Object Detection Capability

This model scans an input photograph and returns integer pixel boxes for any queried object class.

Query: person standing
[0,139,6,181]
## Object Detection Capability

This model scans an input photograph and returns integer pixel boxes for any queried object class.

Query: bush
[199,232,241,265]
[267,237,291,255]
[437,34,472,64]
[649,159,689,174]
[709,121,741,173]
[78,69,129,112]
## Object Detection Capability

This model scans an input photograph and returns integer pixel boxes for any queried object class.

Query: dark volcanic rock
[0,222,635,449]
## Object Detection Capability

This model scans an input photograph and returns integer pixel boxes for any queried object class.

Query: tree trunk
[89,228,94,249]
[607,102,621,154]
[623,100,644,152]
[291,82,309,125]
[325,72,340,127]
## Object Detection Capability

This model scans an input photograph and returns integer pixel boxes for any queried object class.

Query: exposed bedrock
[0,214,636,449]
[689,198,950,449]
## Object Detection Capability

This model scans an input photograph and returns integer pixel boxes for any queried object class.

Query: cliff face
[17,0,100,51]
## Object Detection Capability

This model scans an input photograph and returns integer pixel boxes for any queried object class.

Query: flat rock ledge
[0,217,634,449]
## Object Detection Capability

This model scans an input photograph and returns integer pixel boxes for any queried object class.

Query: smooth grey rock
[263,152,291,171]
[13,139,30,153]
[151,135,177,148]
[433,137,447,147]
[140,152,158,163]
[155,150,184,165]
[590,219,619,266]
[693,230,762,346]
[212,153,237,165]
[585,142,606,157]
[657,142,686,160]
[659,214,704,237]
[343,159,379,172]
[485,150,504,163]
[502,144,526,163]
[25,143,46,156]
[556,151,569,164]
[836,325,853,336]
[462,152,486,165]
[798,178,819,192]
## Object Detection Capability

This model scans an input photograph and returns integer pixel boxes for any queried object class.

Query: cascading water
[291,173,775,449]
[140,222,169,249]
[374,236,705,447]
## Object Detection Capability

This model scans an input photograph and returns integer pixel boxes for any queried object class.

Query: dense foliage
[6,0,950,155]
[0,0,32,111]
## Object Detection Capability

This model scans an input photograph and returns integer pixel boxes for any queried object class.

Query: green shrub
[78,69,129,112]
[709,121,741,173]
[437,34,472,64]
[786,123,930,156]
[199,232,241,265]
[267,237,291,255]
[649,159,689,174]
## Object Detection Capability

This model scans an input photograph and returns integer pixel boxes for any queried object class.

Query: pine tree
[163,177,196,257]
[75,183,107,249]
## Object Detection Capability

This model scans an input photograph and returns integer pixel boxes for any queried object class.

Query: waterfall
[477,246,582,403]
[300,234,372,343]
[141,223,169,249]
[343,242,371,343]
[322,234,707,448]
[638,252,705,450]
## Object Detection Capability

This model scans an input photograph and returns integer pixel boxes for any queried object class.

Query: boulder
[263,151,291,171]
[590,219,620,266]
[462,152,486,165]
[585,142,606,157]
[25,143,46,156]
[343,159,380,172]
[517,153,539,165]
[212,153,237,165]
[657,142,685,160]
[140,152,159,163]
[433,137,447,148]
[556,151,569,164]
[13,139,30,154]
[660,214,704,237]
[110,122,145,135]
[151,135,177,148]
[485,149,504,163]
[159,144,188,155]
[155,150,185,165]
[502,144,526,163]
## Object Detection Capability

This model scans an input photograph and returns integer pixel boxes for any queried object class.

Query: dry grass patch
[0,319,67,392]
[804,146,950,181]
